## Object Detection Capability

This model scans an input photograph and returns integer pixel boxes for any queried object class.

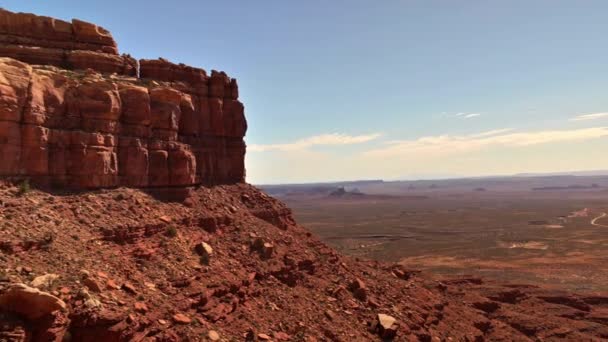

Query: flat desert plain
[264,176,608,293]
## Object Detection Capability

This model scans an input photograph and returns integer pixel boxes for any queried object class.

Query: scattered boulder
[208,330,220,341]
[77,287,102,310]
[30,273,59,289]
[0,284,67,319]
[122,282,137,295]
[83,297,102,309]
[370,313,398,339]
[106,279,120,290]
[134,302,148,313]
[195,241,213,256]
[195,241,213,265]
[82,277,102,293]
[273,332,291,341]
[349,278,368,301]
[251,238,274,259]
[260,243,274,259]
[173,313,191,324]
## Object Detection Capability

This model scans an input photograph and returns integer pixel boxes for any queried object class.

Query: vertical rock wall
[0,9,247,189]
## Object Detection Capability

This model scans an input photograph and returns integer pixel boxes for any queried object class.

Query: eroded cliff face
[0,9,246,189]
[0,8,135,75]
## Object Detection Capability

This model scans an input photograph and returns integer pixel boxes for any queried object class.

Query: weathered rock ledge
[0,9,247,189]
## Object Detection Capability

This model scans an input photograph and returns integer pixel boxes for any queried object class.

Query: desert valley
[265,175,608,294]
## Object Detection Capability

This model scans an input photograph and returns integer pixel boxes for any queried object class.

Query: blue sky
[5,1,608,183]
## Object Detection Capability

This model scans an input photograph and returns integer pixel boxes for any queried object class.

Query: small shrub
[165,226,178,238]
[17,179,30,196]
[42,232,55,245]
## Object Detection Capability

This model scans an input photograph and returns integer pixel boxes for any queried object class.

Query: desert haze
[263,174,608,293]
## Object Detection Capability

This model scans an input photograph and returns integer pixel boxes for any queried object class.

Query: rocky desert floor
[0,181,608,341]
[283,186,608,294]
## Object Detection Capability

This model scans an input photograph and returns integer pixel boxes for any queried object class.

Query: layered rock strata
[0,8,136,76]
[0,9,247,189]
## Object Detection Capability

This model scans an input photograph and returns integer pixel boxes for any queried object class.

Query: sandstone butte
[1,8,608,342]
[0,8,246,190]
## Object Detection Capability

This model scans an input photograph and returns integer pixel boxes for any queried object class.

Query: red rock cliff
[0,9,247,189]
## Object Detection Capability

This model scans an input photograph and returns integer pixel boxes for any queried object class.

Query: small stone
[134,302,148,313]
[261,243,274,259]
[30,273,59,289]
[77,287,91,300]
[349,278,368,301]
[106,279,120,290]
[195,242,213,265]
[251,238,274,259]
[173,313,191,324]
[122,282,137,295]
[83,278,102,293]
[183,197,194,207]
[159,216,172,223]
[274,332,291,341]
[208,330,220,341]
[158,319,167,325]
[194,242,213,257]
[84,297,102,309]
[368,297,380,308]
[371,313,398,339]
[258,333,271,340]
[324,309,335,321]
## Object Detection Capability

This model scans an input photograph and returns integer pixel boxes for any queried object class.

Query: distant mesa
[328,187,365,198]
[532,184,601,191]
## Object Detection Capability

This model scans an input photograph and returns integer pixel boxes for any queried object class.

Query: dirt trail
[591,212,608,227]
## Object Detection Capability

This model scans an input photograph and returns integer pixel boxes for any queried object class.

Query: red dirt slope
[0,181,607,341]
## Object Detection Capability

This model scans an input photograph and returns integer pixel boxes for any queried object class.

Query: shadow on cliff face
[2,178,229,204]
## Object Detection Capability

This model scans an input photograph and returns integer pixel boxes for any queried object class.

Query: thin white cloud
[570,112,608,121]
[469,128,514,138]
[365,127,608,157]
[453,112,481,119]
[249,133,382,152]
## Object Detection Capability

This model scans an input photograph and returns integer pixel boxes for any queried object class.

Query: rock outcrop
[0,8,136,75]
[0,9,246,189]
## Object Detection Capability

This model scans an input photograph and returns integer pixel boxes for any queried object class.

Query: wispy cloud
[249,133,382,152]
[454,112,482,119]
[365,127,608,157]
[570,112,608,121]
